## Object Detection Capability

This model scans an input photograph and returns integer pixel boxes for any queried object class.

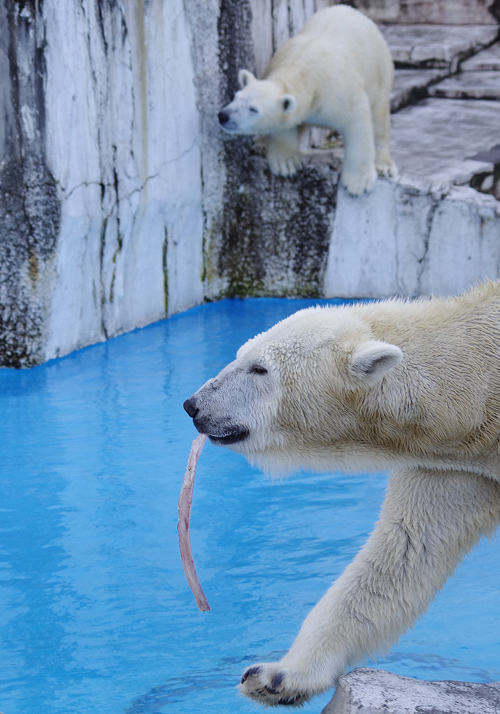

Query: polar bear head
[218,70,297,135]
[184,306,403,474]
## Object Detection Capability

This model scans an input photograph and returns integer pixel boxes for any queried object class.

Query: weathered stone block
[391,68,450,111]
[461,40,500,69]
[350,0,499,25]
[428,70,500,98]
[321,668,500,714]
[381,24,499,68]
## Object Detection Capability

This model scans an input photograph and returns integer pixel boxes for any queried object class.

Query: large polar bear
[218,5,397,195]
[184,281,500,707]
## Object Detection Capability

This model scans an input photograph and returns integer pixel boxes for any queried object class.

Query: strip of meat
[177,433,211,612]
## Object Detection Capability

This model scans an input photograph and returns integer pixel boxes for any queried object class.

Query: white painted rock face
[1,0,500,366]
[42,0,205,360]
[322,668,500,714]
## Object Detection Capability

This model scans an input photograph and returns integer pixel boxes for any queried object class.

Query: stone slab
[428,71,500,99]
[324,177,500,300]
[381,24,499,68]
[389,97,500,186]
[390,68,450,112]
[321,668,500,714]
[350,0,499,25]
[461,41,500,70]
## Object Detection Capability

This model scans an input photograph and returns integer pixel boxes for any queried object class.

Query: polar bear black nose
[218,110,230,125]
[183,397,199,419]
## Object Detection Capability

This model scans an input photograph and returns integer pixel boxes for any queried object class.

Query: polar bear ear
[238,69,256,88]
[350,340,403,385]
[282,94,296,114]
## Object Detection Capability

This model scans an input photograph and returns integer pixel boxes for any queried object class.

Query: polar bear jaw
[218,71,297,135]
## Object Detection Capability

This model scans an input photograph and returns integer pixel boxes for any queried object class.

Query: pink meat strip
[177,433,211,611]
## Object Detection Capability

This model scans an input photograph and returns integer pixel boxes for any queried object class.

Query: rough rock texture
[0,0,340,366]
[390,68,450,111]
[349,0,500,25]
[389,98,500,185]
[325,178,500,299]
[428,70,500,98]
[0,1,61,367]
[321,668,500,714]
[461,40,500,69]
[324,96,500,300]
[206,0,337,300]
[42,0,206,360]
[0,0,212,365]
[213,148,338,298]
[1,0,500,367]
[380,24,499,69]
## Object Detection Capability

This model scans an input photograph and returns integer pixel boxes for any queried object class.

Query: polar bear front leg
[339,92,377,195]
[372,100,398,179]
[265,129,303,177]
[239,467,500,707]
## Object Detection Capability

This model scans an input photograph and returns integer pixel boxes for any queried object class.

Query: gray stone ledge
[321,668,500,714]
[428,70,500,99]
[390,98,500,186]
[381,24,499,68]
[391,68,451,112]
[461,41,500,71]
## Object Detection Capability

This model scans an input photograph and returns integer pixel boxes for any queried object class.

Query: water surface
[0,298,498,714]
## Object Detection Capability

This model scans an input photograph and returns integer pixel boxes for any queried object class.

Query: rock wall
[1,0,211,366]
[1,0,499,367]
[0,0,336,367]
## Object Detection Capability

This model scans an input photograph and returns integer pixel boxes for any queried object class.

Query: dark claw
[278,695,303,706]
[241,666,261,684]
[272,672,284,689]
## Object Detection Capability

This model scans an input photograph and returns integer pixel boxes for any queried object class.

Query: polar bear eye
[249,365,268,375]
[249,106,259,114]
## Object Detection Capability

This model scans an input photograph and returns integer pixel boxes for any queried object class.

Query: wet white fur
[192,282,500,706]
[219,5,397,195]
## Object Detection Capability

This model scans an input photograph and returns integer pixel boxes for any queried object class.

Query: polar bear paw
[341,164,377,196]
[238,662,317,707]
[268,153,303,177]
[376,159,398,179]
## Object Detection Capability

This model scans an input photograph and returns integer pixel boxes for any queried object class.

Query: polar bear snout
[218,106,241,133]
[183,397,199,419]
[183,389,250,446]
[218,110,230,126]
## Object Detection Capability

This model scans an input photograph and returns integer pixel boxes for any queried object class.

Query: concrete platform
[323,94,500,301]
[350,0,499,26]
[381,24,499,69]
[429,71,500,99]
[321,669,500,714]
[391,68,450,111]
[390,98,500,187]
[461,41,500,71]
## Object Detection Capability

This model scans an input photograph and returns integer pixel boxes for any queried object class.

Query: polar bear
[184,281,500,707]
[218,5,397,195]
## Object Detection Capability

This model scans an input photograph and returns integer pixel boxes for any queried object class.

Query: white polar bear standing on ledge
[184,281,500,707]
[218,5,397,195]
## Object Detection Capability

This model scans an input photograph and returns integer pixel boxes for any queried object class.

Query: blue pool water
[0,298,499,714]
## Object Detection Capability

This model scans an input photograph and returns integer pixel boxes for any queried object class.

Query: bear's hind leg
[239,467,500,707]
[265,128,302,177]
